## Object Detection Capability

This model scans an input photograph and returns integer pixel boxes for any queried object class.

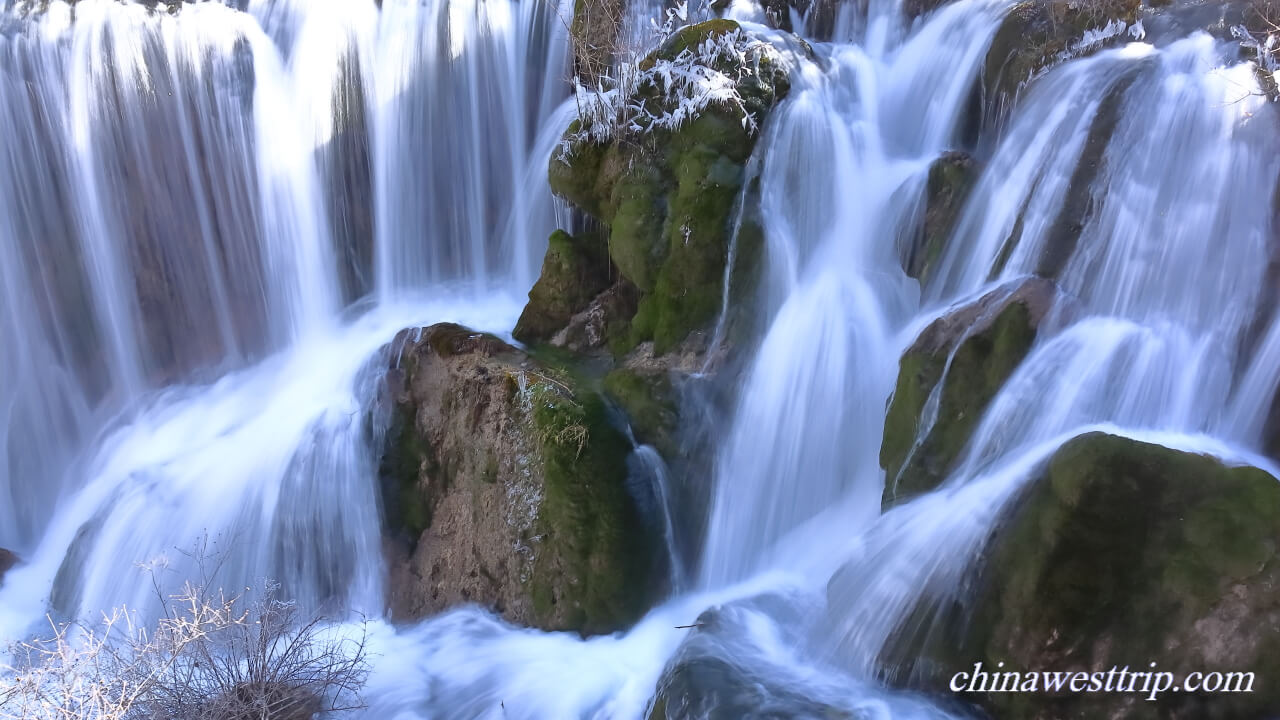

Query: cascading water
[0,0,569,626]
[4,0,1280,718]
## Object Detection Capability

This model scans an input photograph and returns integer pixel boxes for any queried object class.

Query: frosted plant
[562,3,785,153]
[0,570,369,720]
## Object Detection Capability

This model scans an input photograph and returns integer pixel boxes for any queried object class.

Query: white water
[3,0,1280,718]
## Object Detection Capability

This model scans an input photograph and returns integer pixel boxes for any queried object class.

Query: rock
[902,151,977,286]
[604,367,679,456]
[896,433,1280,720]
[881,277,1059,507]
[548,280,641,355]
[0,548,16,585]
[542,20,789,356]
[380,323,657,635]
[646,598,853,720]
[984,0,1142,122]
[513,229,614,345]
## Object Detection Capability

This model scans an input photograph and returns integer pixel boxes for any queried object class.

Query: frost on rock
[1234,23,1280,96]
[562,12,788,153]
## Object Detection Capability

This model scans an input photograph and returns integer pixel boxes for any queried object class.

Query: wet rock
[646,598,854,720]
[548,280,641,355]
[381,323,657,635]
[543,20,789,356]
[984,0,1142,121]
[322,53,375,305]
[902,151,977,286]
[604,367,679,456]
[897,433,1280,720]
[513,229,614,345]
[881,277,1059,507]
[0,548,17,585]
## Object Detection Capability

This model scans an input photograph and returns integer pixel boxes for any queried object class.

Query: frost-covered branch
[563,4,784,153]
[0,575,369,720]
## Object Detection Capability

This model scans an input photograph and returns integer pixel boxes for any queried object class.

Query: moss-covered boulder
[540,20,791,357]
[899,433,1280,720]
[881,278,1059,507]
[902,151,977,286]
[380,323,656,635]
[513,229,614,344]
[604,367,679,455]
[984,0,1142,118]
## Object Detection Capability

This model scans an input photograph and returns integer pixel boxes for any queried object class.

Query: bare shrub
[0,577,369,720]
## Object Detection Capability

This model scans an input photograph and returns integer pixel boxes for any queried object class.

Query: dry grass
[0,554,369,720]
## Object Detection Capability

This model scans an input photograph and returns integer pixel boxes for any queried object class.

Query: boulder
[542,20,787,356]
[513,229,614,345]
[646,598,852,720]
[380,324,657,635]
[881,277,1059,507]
[902,151,977,286]
[894,433,1280,720]
[984,0,1142,121]
[0,548,16,585]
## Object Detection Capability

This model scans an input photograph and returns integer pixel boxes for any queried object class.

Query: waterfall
[0,0,568,626]
[3,0,1280,717]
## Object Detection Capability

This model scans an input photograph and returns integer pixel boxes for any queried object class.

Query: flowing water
[2,0,1280,718]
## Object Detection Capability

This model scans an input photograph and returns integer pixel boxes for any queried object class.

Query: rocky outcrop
[514,229,616,347]
[380,324,657,635]
[984,0,1142,121]
[881,277,1059,507]
[901,151,977,286]
[523,20,787,358]
[646,598,848,720]
[894,433,1280,720]
[0,548,16,586]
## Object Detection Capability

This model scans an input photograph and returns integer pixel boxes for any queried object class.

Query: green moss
[882,294,1043,506]
[380,402,433,541]
[513,229,612,344]
[908,152,975,284]
[526,379,653,633]
[539,21,789,358]
[549,134,608,216]
[956,434,1280,720]
[608,169,669,292]
[604,368,678,455]
[644,18,741,67]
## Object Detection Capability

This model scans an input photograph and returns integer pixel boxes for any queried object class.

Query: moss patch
[881,279,1055,507]
[604,368,679,455]
[538,20,791,358]
[526,377,654,633]
[960,434,1280,720]
[514,229,612,344]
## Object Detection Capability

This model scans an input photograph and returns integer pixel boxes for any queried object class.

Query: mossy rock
[903,151,977,286]
[381,324,656,635]
[896,433,1280,720]
[513,229,613,344]
[604,367,679,456]
[984,0,1141,117]
[540,20,791,357]
[881,277,1058,507]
